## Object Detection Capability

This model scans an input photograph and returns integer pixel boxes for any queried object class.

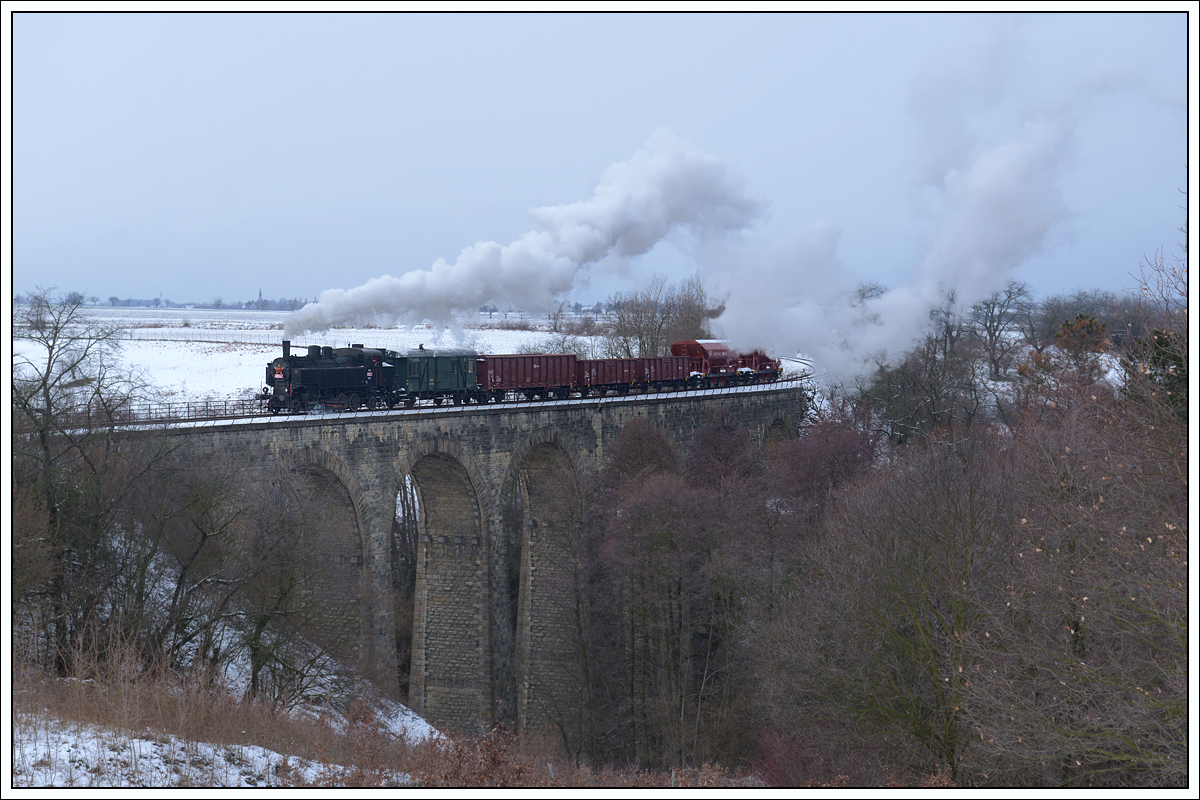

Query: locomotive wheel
[367,395,378,410]
[289,399,302,414]
[269,398,282,415]
[337,393,349,410]
[349,393,361,411]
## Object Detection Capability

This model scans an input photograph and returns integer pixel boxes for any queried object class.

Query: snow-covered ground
[11,718,409,788]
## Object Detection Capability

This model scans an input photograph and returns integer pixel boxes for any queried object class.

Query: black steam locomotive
[261,341,475,413]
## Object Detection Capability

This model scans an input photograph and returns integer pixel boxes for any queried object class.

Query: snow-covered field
[28,307,570,404]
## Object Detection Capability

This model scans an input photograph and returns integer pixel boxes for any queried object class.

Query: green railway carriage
[397,345,478,406]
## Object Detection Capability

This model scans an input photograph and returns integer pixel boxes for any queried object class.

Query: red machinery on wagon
[670,339,782,388]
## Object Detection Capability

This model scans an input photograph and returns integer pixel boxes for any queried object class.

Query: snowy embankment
[11,719,368,788]
[11,680,438,788]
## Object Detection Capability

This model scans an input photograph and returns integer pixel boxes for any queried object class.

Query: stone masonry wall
[164,384,807,734]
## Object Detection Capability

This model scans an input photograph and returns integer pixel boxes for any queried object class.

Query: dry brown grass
[13,631,760,787]
[11,630,408,775]
[402,725,757,788]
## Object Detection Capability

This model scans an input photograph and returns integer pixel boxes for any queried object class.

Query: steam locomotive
[259,339,782,414]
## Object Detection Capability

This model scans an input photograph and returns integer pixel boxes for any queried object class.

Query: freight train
[258,339,782,414]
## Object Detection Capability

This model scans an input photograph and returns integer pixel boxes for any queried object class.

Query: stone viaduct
[169,384,807,734]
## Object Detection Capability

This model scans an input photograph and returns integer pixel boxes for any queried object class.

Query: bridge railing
[119,398,269,424]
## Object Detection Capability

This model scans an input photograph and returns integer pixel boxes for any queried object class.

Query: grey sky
[12,11,1191,323]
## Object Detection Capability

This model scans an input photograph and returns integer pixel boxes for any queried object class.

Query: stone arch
[598,410,683,477]
[276,447,367,667]
[396,436,492,734]
[500,430,587,736]
[284,446,369,527]
[764,417,793,454]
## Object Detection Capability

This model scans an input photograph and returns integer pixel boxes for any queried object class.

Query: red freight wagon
[477,353,577,400]
[640,355,691,387]
[575,358,637,394]
[575,356,691,395]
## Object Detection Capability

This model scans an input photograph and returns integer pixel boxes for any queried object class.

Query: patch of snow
[10,716,413,787]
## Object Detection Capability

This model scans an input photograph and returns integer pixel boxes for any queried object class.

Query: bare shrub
[481,318,538,331]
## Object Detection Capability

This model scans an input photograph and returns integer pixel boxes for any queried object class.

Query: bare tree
[858,294,982,443]
[602,274,718,358]
[959,373,1186,786]
[971,280,1032,379]
[234,462,356,706]
[760,430,1015,783]
[12,288,148,673]
[13,287,143,511]
[392,476,420,702]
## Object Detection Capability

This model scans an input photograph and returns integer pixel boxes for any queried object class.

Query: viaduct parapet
[168,384,807,733]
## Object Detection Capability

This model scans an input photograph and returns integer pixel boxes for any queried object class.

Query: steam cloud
[284,129,763,338]
[290,33,1083,383]
[709,32,1074,381]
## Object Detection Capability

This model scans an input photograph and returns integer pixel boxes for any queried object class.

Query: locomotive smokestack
[283,340,291,358]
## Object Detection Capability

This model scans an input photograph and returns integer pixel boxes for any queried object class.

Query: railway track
[116,378,809,427]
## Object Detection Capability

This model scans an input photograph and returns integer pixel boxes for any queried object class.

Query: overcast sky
[11,11,1192,362]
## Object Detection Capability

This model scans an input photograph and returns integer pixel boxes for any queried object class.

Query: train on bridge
[259,339,783,413]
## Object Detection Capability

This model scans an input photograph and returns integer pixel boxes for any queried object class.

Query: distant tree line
[12,293,313,311]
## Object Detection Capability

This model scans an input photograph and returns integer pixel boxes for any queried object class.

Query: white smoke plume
[709,33,1074,382]
[284,129,763,338]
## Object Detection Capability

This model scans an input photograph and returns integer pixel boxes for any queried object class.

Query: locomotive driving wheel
[348,393,361,411]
